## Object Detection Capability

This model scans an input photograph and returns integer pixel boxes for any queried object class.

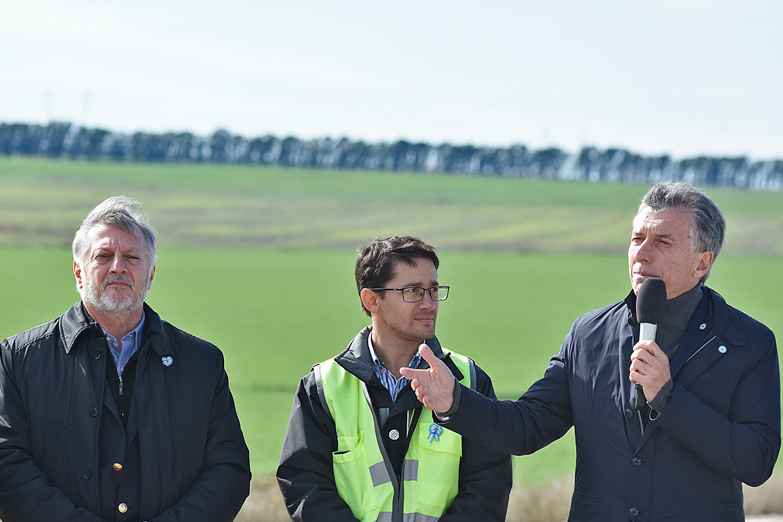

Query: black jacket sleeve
[277,371,360,521]
[440,346,574,457]
[0,338,106,522]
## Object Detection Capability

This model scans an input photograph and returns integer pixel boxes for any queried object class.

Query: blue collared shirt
[368,336,422,403]
[102,311,145,377]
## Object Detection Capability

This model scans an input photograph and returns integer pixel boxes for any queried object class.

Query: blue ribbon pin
[428,423,443,443]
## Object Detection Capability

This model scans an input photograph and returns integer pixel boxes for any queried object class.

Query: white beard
[82,274,148,316]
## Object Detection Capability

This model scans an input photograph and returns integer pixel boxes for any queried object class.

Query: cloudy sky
[3,0,781,159]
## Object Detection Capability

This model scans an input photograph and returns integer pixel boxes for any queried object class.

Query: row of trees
[2,122,781,191]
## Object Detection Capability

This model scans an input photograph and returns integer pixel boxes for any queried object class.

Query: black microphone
[634,277,667,410]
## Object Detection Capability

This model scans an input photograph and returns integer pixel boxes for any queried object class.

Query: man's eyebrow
[646,231,677,244]
[401,280,439,287]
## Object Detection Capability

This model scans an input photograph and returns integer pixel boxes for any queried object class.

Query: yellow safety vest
[318,350,473,522]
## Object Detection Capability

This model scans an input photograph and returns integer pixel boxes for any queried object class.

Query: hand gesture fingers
[400,343,455,413]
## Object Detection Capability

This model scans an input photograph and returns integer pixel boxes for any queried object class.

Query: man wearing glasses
[277,236,511,521]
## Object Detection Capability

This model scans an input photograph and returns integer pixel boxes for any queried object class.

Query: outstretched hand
[400,343,455,413]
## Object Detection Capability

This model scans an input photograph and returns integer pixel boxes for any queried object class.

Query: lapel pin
[718,346,727,354]
[428,423,443,443]
[162,356,174,367]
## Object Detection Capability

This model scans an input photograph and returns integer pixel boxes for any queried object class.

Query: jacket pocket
[691,372,727,385]
[411,423,463,512]
[689,372,731,413]
[568,491,604,520]
[332,437,381,520]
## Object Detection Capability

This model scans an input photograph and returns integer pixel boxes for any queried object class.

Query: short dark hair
[355,236,440,316]
[638,181,725,283]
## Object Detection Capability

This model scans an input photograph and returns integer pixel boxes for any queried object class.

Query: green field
[1,157,782,485]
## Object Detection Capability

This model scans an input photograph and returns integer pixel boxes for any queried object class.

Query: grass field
[2,157,782,255]
[1,156,782,492]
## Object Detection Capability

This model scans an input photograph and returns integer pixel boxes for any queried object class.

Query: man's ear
[74,261,83,291]
[694,251,714,280]
[360,288,381,314]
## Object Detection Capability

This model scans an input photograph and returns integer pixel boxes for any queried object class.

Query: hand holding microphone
[632,277,667,410]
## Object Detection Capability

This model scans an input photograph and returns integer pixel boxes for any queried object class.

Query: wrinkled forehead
[633,205,694,231]
[632,206,698,251]
[87,224,146,253]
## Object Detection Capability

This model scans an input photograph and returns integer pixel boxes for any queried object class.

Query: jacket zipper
[361,382,402,521]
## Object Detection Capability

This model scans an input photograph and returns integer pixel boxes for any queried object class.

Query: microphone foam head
[636,277,667,324]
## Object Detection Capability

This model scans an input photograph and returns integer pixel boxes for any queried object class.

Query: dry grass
[237,472,783,521]
[235,479,291,522]
[745,474,783,516]
[506,475,574,522]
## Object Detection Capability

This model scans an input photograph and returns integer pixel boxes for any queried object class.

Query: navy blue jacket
[443,287,780,521]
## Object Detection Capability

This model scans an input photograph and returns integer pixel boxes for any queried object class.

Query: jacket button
[113,462,123,472]
[631,457,642,467]
[89,408,99,417]
[624,408,633,419]
[93,351,102,360]
[118,503,128,513]
[82,470,92,480]
[629,507,639,517]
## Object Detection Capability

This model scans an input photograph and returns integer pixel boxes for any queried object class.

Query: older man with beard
[0,196,251,522]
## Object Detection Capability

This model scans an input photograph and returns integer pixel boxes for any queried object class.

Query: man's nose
[110,253,128,272]
[633,240,652,263]
[419,291,437,309]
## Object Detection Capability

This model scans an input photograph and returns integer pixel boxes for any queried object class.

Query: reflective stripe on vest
[318,350,473,522]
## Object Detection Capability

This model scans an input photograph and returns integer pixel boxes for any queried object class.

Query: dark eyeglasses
[369,286,449,302]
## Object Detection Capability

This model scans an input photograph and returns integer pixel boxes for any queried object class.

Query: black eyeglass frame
[368,286,450,302]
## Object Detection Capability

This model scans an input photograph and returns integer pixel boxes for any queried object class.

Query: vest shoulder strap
[445,350,475,390]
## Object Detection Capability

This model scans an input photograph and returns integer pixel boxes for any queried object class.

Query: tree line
[2,121,781,191]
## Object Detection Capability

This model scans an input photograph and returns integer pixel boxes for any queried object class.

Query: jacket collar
[59,302,169,356]
[634,286,732,450]
[667,286,734,378]
[624,285,731,353]
[334,326,454,383]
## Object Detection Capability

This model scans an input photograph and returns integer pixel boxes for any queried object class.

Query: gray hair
[72,196,157,266]
[637,181,725,283]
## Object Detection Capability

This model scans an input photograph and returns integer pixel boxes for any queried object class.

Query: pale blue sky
[3,0,781,159]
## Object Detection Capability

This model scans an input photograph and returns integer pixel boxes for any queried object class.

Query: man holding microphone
[403,181,780,521]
